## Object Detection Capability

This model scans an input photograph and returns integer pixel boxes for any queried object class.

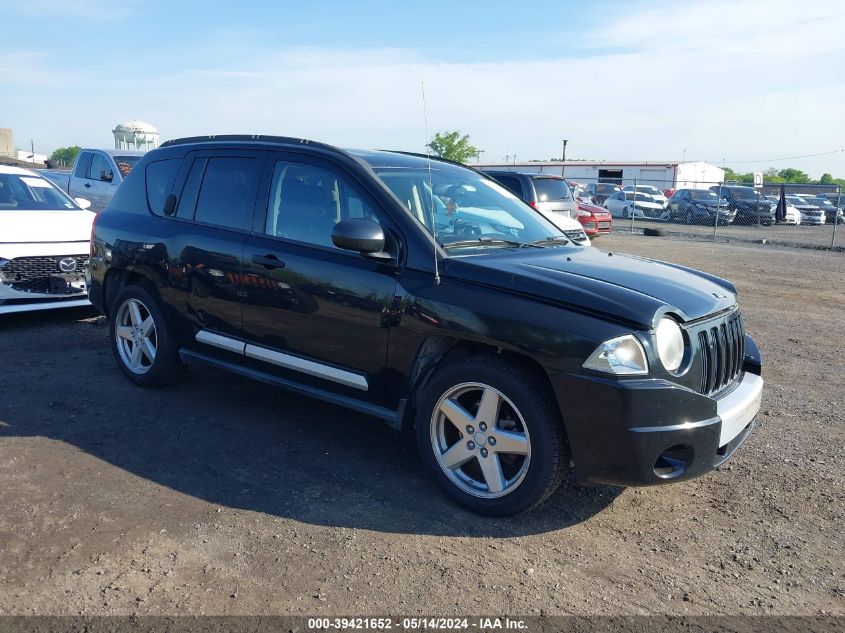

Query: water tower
[112,120,160,151]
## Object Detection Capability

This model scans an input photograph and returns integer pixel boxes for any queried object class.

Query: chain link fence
[591,176,844,250]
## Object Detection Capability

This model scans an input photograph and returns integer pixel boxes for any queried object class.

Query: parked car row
[600,184,843,226]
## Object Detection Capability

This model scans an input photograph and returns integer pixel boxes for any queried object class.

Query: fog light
[653,444,694,479]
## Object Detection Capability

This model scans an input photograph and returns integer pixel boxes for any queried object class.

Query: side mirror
[74,197,92,210]
[331,219,391,260]
[102,170,114,183]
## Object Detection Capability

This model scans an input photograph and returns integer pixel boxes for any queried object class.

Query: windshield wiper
[523,235,571,247]
[441,237,533,250]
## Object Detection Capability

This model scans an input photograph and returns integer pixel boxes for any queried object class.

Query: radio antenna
[421,81,440,285]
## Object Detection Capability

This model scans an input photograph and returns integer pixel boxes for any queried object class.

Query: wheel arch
[102,267,162,315]
[398,335,565,436]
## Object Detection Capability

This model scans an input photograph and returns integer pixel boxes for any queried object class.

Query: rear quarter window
[145,158,182,214]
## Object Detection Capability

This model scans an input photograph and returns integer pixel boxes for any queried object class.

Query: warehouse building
[478,160,725,190]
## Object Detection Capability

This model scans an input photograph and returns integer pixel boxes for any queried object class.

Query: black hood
[443,247,737,328]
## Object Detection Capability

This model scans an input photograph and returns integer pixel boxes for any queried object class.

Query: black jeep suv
[87,135,763,516]
[710,186,774,226]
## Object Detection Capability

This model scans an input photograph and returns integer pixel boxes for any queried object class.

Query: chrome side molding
[194,329,368,391]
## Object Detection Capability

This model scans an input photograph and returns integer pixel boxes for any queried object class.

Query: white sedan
[765,196,801,225]
[604,190,669,221]
[622,184,669,208]
[0,166,94,314]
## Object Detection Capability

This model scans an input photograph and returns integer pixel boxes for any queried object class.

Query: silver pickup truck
[38,149,145,213]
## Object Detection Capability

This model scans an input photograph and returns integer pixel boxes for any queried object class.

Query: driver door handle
[251,254,285,270]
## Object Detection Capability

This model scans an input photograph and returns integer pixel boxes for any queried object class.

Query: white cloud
[7,1,845,176]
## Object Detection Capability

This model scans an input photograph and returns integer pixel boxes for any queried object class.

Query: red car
[576,203,612,237]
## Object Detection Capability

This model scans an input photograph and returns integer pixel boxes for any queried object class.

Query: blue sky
[2,0,844,176]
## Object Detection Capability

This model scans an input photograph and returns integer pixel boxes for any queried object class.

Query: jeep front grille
[697,312,745,397]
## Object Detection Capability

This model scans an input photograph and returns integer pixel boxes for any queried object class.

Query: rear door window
[193,156,260,231]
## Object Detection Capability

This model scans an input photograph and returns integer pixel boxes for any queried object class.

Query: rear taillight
[529,201,537,208]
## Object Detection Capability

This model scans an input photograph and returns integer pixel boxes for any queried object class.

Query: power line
[722,148,845,165]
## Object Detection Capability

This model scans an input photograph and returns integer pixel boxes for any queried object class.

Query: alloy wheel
[114,298,157,374]
[430,382,531,499]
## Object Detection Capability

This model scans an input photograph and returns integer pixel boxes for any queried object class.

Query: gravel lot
[0,234,842,617]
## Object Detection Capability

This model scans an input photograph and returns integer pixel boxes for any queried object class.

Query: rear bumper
[550,350,763,487]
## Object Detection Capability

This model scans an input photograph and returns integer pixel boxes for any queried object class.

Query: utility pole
[682,147,686,163]
[505,155,510,164]
[476,149,485,163]
[513,154,517,165]
[561,139,568,178]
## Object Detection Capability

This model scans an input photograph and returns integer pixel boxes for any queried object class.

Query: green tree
[819,173,834,184]
[426,131,478,164]
[763,168,784,183]
[723,167,754,184]
[49,146,81,167]
[777,168,810,183]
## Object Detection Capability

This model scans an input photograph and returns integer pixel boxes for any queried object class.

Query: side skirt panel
[178,349,402,430]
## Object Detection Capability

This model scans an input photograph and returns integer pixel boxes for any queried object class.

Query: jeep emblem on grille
[58,258,77,273]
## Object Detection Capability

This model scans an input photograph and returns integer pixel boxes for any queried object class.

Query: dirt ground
[0,234,842,617]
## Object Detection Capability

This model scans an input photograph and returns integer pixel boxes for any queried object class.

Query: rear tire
[686,209,694,225]
[109,284,185,388]
[415,355,569,516]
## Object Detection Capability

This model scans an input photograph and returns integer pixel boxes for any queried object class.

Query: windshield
[624,192,655,202]
[730,187,760,199]
[690,190,720,202]
[373,167,568,250]
[594,183,618,193]
[0,173,81,211]
[532,177,573,202]
[113,155,141,178]
[626,185,660,195]
[787,196,809,204]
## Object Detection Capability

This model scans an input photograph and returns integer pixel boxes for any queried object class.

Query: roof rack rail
[159,134,344,155]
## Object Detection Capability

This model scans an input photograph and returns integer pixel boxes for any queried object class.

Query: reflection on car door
[148,149,265,346]
[241,152,399,403]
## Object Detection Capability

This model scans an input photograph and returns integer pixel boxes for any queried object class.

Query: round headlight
[655,317,685,372]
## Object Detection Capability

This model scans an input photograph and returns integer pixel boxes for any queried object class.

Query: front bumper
[0,248,91,315]
[578,216,612,236]
[550,353,763,487]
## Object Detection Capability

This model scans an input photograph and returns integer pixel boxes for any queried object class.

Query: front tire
[415,355,569,516]
[109,284,185,387]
